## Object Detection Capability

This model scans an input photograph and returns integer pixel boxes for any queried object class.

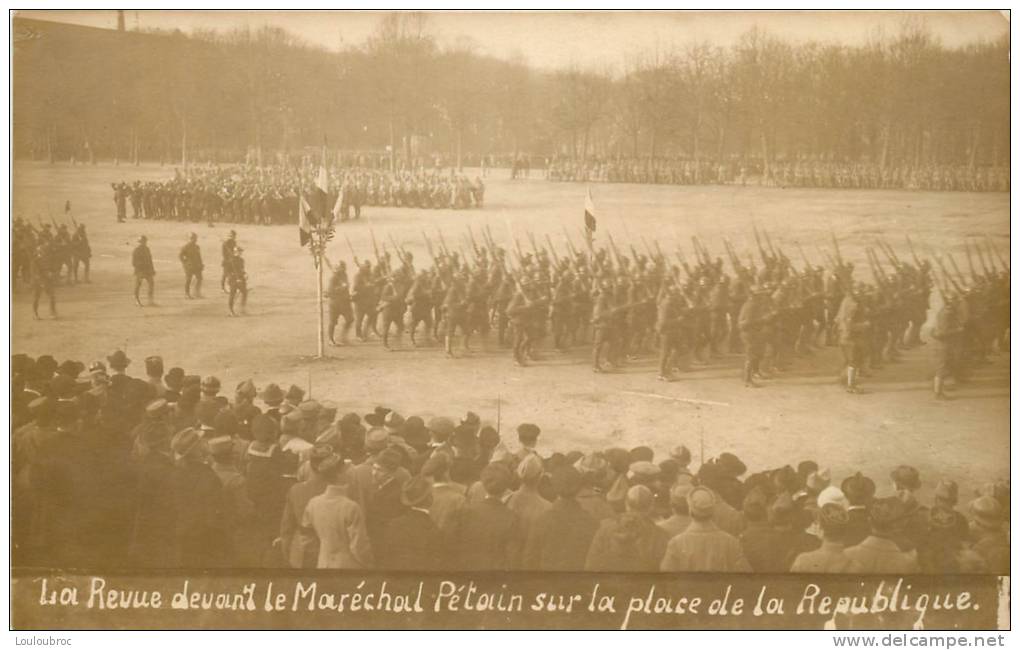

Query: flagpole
[317,232,325,358]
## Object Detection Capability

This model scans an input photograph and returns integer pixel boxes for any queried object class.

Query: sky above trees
[16,9,1009,72]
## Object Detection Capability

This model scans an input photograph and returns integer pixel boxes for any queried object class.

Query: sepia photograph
[6,7,1013,636]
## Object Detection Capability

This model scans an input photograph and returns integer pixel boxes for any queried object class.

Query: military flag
[298,194,314,247]
[584,186,597,233]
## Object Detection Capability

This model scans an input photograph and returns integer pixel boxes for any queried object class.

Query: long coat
[128,451,178,568]
[523,497,598,571]
[174,459,230,568]
[585,512,669,572]
[376,507,444,571]
[448,496,524,570]
[279,475,329,568]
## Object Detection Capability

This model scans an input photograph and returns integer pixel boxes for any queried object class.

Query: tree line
[12,14,1008,171]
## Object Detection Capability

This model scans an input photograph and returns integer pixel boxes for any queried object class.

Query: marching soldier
[179,232,204,299]
[327,261,354,346]
[70,223,91,284]
[31,242,57,319]
[738,285,772,388]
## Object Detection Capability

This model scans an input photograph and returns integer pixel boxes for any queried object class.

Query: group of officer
[326,226,1009,398]
[130,230,249,316]
[11,348,1010,577]
[547,157,1010,193]
[112,164,486,227]
[13,216,91,320]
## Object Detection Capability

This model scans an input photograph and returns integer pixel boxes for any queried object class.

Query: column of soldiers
[330,225,1008,399]
[112,164,485,226]
[11,350,1010,578]
[548,157,1010,193]
[13,216,92,320]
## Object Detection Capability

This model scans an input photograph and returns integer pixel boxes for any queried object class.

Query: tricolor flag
[584,187,597,234]
[298,164,332,246]
[314,164,330,223]
[332,186,344,224]
[298,194,314,247]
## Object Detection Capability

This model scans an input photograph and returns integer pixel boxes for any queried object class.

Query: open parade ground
[11,161,1010,500]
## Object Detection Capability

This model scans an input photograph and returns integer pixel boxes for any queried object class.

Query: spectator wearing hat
[127,418,179,568]
[844,497,920,573]
[770,492,821,570]
[200,376,228,409]
[144,356,166,399]
[130,398,171,460]
[524,466,599,571]
[244,414,291,564]
[790,504,859,573]
[301,452,373,569]
[841,472,876,546]
[739,487,785,572]
[586,485,669,572]
[918,506,986,574]
[259,383,285,423]
[163,367,185,403]
[278,446,340,568]
[507,454,551,543]
[209,432,256,566]
[426,416,456,459]
[928,479,968,539]
[711,452,747,511]
[885,467,925,553]
[661,487,751,572]
[574,452,615,522]
[376,477,443,571]
[695,461,746,537]
[232,380,262,440]
[669,445,694,479]
[514,423,541,463]
[171,428,230,568]
[967,496,1008,574]
[658,478,695,539]
[448,463,524,570]
[421,453,466,536]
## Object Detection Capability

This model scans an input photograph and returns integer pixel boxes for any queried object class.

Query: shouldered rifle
[562,226,579,258]
[467,226,482,258]
[945,251,967,286]
[436,228,450,256]
[345,234,360,266]
[964,240,978,281]
[370,229,382,264]
[753,224,769,265]
[906,234,922,268]
[933,254,963,294]
[545,234,561,267]
[830,228,844,267]
[422,231,437,265]
[606,232,625,268]
[987,236,1008,272]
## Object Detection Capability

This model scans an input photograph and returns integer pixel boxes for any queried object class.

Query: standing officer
[220,230,237,294]
[179,232,204,299]
[132,235,156,307]
[226,247,248,317]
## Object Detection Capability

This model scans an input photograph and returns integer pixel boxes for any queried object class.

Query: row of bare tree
[12,14,1008,170]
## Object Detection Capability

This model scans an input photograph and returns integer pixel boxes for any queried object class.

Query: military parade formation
[111,163,485,226]
[12,211,91,320]
[309,222,1008,399]
[11,349,1010,574]
[548,157,1010,193]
